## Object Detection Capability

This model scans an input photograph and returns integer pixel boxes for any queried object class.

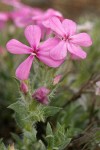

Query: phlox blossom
[32,8,63,38]
[6,25,64,80]
[32,8,62,24]
[43,16,92,60]
[10,7,43,28]
[1,0,43,27]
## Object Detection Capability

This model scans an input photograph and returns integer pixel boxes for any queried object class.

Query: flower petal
[70,33,92,47]
[37,51,64,68]
[62,19,77,36]
[49,16,65,36]
[16,55,34,80]
[38,38,64,67]
[14,16,33,28]
[24,25,41,49]
[50,41,67,60]
[67,43,87,59]
[40,37,60,51]
[6,39,31,54]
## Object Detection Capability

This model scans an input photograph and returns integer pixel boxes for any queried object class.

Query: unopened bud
[32,87,50,105]
[20,81,28,94]
[53,74,62,85]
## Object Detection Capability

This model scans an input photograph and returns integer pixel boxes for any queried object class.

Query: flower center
[31,52,36,56]
[62,34,69,41]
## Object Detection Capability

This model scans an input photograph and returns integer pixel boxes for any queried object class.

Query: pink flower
[10,7,34,27]
[32,87,50,105]
[20,81,28,94]
[10,7,43,28]
[33,8,62,24]
[0,12,9,30]
[2,0,43,27]
[53,74,62,85]
[44,16,92,60]
[33,8,63,38]
[6,25,64,80]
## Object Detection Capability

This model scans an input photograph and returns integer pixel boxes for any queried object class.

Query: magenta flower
[32,87,50,105]
[44,16,92,60]
[6,25,64,80]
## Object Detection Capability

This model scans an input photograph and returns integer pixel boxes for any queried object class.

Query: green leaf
[8,101,29,128]
[58,138,71,150]
[11,133,23,147]
[23,127,37,142]
[0,140,7,150]
[43,106,62,117]
[46,123,54,149]
[8,101,28,115]
[46,123,53,135]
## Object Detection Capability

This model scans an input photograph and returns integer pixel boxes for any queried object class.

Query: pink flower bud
[53,75,62,85]
[32,87,50,105]
[20,81,28,94]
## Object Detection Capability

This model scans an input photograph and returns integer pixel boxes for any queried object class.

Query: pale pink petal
[37,37,65,67]
[70,33,92,47]
[37,51,64,68]
[49,16,65,36]
[39,37,60,51]
[42,19,50,28]
[62,19,77,36]
[14,16,33,28]
[6,39,32,54]
[24,25,41,49]
[67,43,87,59]
[0,12,9,21]
[44,8,62,19]
[16,55,34,80]
[50,41,67,60]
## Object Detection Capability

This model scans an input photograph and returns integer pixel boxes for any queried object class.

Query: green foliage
[0,140,7,150]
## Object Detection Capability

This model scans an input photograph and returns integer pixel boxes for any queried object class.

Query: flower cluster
[5,0,92,82]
